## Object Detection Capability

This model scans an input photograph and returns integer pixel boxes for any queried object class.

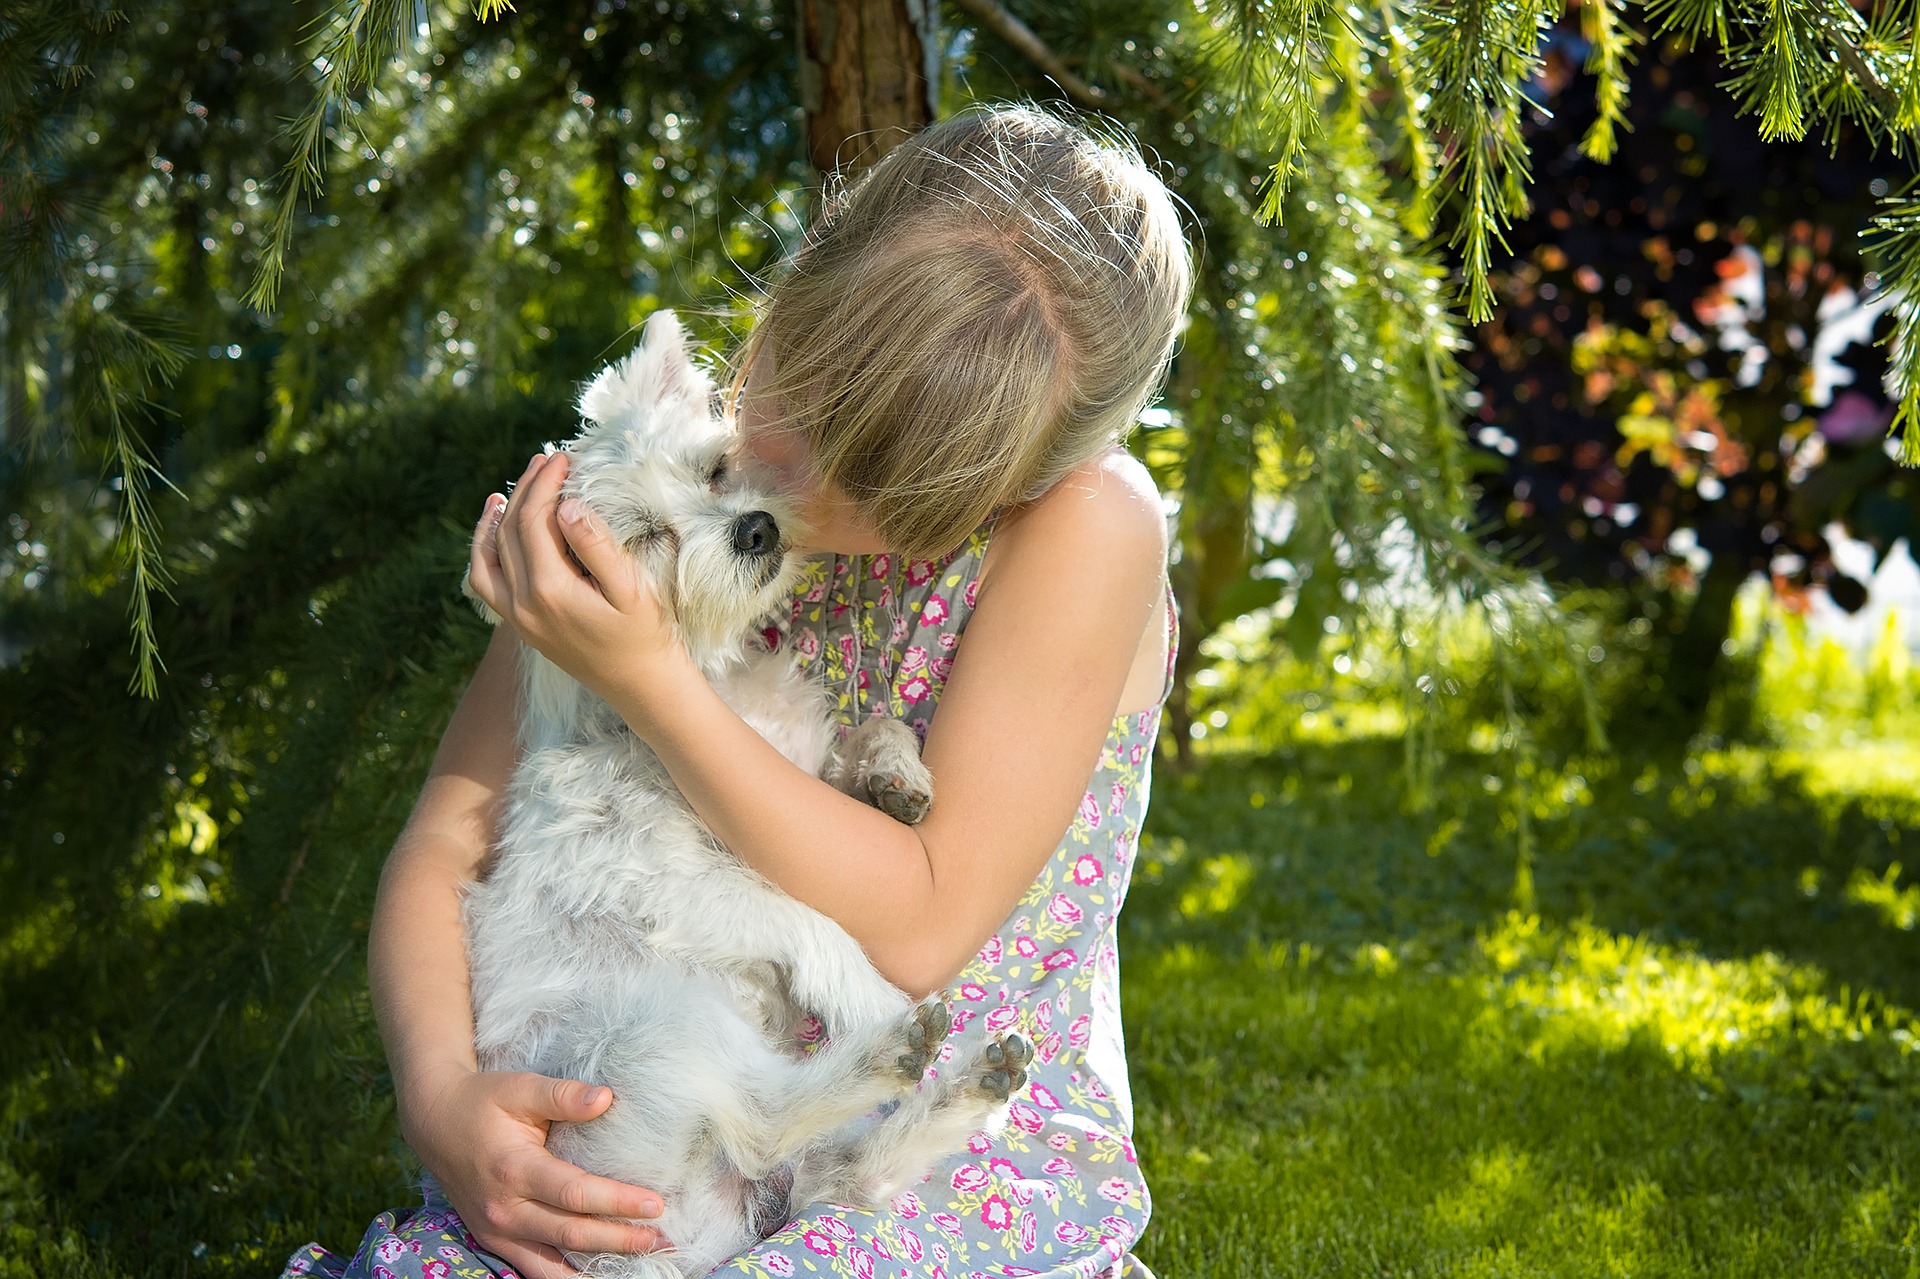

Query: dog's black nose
[732,510,779,557]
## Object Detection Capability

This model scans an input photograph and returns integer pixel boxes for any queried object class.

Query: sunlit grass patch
[1129,918,1920,1278]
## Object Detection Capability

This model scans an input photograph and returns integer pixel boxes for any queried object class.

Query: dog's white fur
[461,311,1029,1278]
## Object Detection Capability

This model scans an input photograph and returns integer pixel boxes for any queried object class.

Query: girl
[282,103,1192,1279]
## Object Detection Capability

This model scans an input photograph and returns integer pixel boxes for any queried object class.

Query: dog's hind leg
[788,1030,1033,1208]
[752,1000,953,1172]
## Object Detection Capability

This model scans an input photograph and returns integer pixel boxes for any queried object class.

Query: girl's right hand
[405,1068,667,1279]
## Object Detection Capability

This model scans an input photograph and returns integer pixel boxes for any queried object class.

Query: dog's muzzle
[732,510,779,558]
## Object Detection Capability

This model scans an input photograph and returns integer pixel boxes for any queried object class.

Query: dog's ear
[577,309,715,434]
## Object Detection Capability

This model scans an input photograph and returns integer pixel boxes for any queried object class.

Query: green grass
[1126,737,1920,1277]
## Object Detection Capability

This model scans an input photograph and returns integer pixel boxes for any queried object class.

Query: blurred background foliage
[2,0,1918,1275]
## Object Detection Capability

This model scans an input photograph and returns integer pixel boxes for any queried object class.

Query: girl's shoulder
[983,446,1166,589]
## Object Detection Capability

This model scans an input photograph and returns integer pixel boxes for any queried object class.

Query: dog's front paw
[868,770,933,825]
[894,1000,952,1082]
[975,1032,1033,1102]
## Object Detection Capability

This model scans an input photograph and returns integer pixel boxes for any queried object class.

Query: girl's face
[735,360,890,556]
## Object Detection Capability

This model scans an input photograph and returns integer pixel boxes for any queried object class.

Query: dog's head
[558,309,804,668]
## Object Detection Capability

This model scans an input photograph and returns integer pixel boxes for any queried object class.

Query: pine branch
[1579,0,1643,161]
[947,0,1115,108]
[246,0,414,312]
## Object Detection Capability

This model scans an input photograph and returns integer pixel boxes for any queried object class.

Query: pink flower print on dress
[837,634,857,671]
[804,575,829,603]
[763,1255,794,1277]
[1037,1030,1063,1062]
[951,1008,976,1032]
[759,625,781,652]
[963,578,979,608]
[1077,792,1102,829]
[922,594,950,627]
[795,1014,823,1043]
[820,1217,856,1243]
[1043,1156,1076,1176]
[1030,1083,1061,1110]
[872,1237,893,1260]
[1034,999,1054,1032]
[1006,1100,1046,1134]
[420,1261,449,1279]
[1099,1215,1134,1240]
[891,613,911,644]
[929,656,952,682]
[372,1265,397,1279]
[1096,1179,1133,1205]
[1108,781,1127,815]
[1020,1210,1038,1254]
[892,1191,924,1219]
[869,554,892,579]
[792,628,820,660]
[901,644,929,672]
[803,1229,838,1257]
[850,1245,877,1279]
[1013,936,1038,958]
[951,1164,990,1193]
[984,1004,1020,1032]
[1119,1133,1139,1164]
[374,1239,406,1264]
[1054,1222,1093,1246]
[932,1212,966,1239]
[959,982,988,1001]
[435,1246,462,1262]
[936,631,958,650]
[1046,1131,1075,1152]
[900,673,932,703]
[966,1131,994,1155]
[979,1195,1014,1231]
[901,1231,924,1263]
[1047,894,1083,926]
[988,1156,1022,1180]
[856,668,871,690]
[1041,948,1078,972]
[977,934,1003,964]
[1130,742,1147,765]
[1067,1014,1092,1049]
[906,559,936,586]
[1071,855,1103,885]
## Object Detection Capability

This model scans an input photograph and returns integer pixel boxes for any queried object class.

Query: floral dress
[281,518,1170,1279]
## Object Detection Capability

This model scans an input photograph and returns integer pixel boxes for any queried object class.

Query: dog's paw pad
[978,1033,1032,1101]
[868,772,932,825]
[895,1000,951,1080]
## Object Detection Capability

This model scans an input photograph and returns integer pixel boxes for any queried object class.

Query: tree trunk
[795,0,939,179]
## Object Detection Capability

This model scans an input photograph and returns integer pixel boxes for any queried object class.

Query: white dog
[461,310,1032,1278]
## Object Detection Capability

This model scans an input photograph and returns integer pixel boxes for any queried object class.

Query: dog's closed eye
[707,454,729,491]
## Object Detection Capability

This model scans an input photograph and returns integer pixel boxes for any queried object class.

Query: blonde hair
[732,103,1193,558]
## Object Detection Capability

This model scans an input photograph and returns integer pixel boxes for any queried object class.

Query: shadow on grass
[1131,737,1920,1013]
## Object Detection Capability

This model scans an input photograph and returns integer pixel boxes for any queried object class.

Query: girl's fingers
[556,500,631,605]
[468,494,508,610]
[484,1237,578,1279]
[511,452,580,588]
[511,1197,666,1257]
[522,1148,663,1225]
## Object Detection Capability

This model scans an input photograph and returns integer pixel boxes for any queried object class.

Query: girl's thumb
[530,1073,613,1119]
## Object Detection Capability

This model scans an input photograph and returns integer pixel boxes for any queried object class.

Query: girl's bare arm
[471,448,1168,998]
[370,626,665,1279]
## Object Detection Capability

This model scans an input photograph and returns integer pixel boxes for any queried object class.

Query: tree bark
[795,0,939,179]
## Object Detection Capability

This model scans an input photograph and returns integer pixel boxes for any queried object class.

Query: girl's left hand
[467,450,687,705]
